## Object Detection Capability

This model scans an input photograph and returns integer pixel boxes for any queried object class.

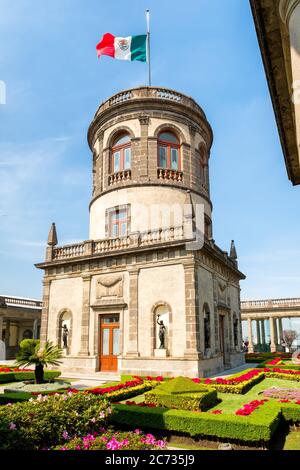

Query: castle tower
[36,87,245,377]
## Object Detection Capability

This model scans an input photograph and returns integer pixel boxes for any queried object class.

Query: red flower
[211,410,222,414]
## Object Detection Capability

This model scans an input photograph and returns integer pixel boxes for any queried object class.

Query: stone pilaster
[247,318,254,353]
[126,268,140,357]
[33,319,39,340]
[0,314,4,343]
[138,115,149,178]
[183,261,202,359]
[79,274,92,356]
[39,278,51,346]
[4,319,10,348]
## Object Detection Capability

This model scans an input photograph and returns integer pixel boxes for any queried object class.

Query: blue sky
[0,0,299,301]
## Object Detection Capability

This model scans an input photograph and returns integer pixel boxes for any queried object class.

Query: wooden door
[99,315,120,371]
[219,315,225,365]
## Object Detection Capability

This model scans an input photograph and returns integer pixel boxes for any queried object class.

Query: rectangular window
[107,206,130,238]
[113,329,120,355]
[159,146,167,168]
[171,148,179,170]
[124,147,131,170]
[102,329,109,355]
[113,151,121,173]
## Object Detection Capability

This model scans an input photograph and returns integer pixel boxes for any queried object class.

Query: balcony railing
[241,298,300,310]
[49,226,186,262]
[95,87,206,119]
[108,170,131,185]
[157,168,183,182]
[0,296,42,309]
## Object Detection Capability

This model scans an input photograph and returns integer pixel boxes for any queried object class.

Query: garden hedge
[144,389,218,411]
[0,370,61,384]
[111,402,281,443]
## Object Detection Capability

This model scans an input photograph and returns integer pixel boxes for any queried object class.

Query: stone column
[261,319,266,345]
[79,274,92,356]
[39,278,51,346]
[126,268,140,357]
[256,320,261,345]
[247,318,254,353]
[183,262,202,358]
[274,318,278,347]
[280,0,300,154]
[270,317,276,352]
[278,318,283,342]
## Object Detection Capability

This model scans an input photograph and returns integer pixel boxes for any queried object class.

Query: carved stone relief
[96,274,123,299]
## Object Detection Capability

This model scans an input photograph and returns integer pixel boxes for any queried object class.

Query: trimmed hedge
[258,361,300,370]
[111,402,281,443]
[144,389,218,411]
[0,392,32,405]
[0,370,61,384]
[280,403,300,423]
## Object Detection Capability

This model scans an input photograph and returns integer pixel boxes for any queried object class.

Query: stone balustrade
[108,170,131,185]
[95,86,207,119]
[241,298,300,310]
[49,226,186,262]
[157,168,183,182]
[0,296,42,309]
[53,243,85,260]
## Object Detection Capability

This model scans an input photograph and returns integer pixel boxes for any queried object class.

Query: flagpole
[146,9,151,86]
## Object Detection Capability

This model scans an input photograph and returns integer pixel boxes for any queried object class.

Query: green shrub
[53,429,166,450]
[280,403,300,423]
[0,370,61,384]
[153,376,208,395]
[144,388,218,411]
[0,391,111,450]
[111,402,281,443]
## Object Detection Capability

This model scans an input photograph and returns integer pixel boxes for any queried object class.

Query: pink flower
[9,422,16,430]
[157,440,166,448]
[62,431,69,440]
[134,429,141,434]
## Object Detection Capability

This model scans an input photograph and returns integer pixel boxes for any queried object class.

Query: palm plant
[15,339,64,384]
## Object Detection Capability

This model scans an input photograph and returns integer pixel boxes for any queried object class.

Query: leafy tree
[15,339,63,383]
[282,330,298,352]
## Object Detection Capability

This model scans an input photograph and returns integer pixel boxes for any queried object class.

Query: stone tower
[36,87,245,377]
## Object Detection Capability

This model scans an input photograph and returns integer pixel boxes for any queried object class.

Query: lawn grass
[283,431,300,450]
[168,442,213,450]
[210,378,300,414]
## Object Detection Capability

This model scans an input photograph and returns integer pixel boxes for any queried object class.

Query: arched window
[111,133,131,174]
[158,131,180,171]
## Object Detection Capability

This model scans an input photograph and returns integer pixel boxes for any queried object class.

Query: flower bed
[263,387,300,401]
[0,367,32,373]
[235,399,268,416]
[264,368,300,381]
[266,358,282,366]
[54,429,166,451]
[192,369,265,394]
[0,391,111,450]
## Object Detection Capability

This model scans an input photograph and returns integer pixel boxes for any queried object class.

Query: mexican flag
[96,33,147,62]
